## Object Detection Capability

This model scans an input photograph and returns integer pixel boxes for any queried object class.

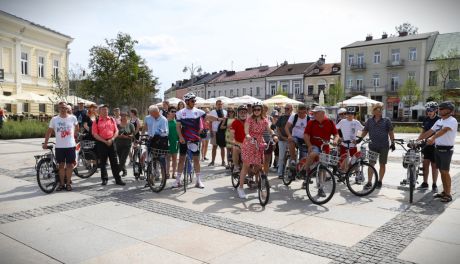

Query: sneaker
[418,182,429,190]
[172,181,182,188]
[237,188,246,199]
[318,188,326,197]
[204,157,209,161]
[208,162,215,166]
[364,182,373,190]
[195,180,204,189]
[376,181,382,189]
[432,184,438,193]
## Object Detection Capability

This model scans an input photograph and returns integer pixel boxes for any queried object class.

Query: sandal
[433,192,446,199]
[56,185,65,191]
[66,185,72,191]
[441,195,452,203]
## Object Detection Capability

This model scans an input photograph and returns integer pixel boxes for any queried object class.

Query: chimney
[382,32,388,39]
[365,34,373,41]
[399,31,408,37]
[318,54,326,65]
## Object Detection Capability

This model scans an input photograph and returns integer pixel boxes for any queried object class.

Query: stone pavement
[0,134,459,264]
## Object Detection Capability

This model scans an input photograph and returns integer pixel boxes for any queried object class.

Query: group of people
[41,94,457,203]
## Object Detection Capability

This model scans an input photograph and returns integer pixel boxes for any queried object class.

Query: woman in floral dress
[237,102,277,199]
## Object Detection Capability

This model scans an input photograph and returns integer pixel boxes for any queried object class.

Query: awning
[387,97,400,103]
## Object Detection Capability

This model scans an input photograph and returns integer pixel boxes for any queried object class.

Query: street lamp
[183,63,202,87]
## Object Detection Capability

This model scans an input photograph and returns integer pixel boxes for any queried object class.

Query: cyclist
[43,101,79,191]
[336,107,347,123]
[285,104,309,169]
[303,105,340,193]
[174,92,206,188]
[230,105,248,174]
[416,102,439,192]
[275,104,294,179]
[336,107,364,172]
[237,102,277,199]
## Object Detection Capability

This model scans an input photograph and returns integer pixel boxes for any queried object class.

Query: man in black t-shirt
[275,103,293,178]
[74,101,87,128]
[417,102,440,192]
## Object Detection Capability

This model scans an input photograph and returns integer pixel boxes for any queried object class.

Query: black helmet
[439,101,455,111]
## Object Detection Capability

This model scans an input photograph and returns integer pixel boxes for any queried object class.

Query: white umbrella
[164,97,183,106]
[9,91,49,103]
[194,96,210,107]
[231,95,261,106]
[206,96,233,105]
[337,95,383,107]
[263,95,303,106]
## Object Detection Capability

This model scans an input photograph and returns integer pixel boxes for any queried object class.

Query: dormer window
[313,68,320,74]
[332,67,338,72]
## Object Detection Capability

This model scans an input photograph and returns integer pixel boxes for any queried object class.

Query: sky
[1,0,459,98]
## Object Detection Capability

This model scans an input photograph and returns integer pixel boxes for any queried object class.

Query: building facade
[304,61,341,104]
[341,31,438,119]
[266,62,312,101]
[0,10,73,115]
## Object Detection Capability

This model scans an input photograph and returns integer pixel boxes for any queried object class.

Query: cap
[346,106,356,114]
[312,106,326,112]
[338,108,347,114]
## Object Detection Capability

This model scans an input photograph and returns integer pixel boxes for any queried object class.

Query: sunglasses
[426,109,434,112]
[253,108,262,112]
[339,113,346,116]
[170,111,177,113]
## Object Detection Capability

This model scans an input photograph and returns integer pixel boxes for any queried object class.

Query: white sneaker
[195,179,204,189]
[237,188,246,199]
[172,181,182,188]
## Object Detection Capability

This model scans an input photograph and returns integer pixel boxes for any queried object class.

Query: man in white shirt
[208,100,227,166]
[285,104,309,167]
[420,101,458,203]
[43,102,79,191]
[336,107,364,172]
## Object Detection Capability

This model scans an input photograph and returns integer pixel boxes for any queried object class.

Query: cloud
[136,35,186,61]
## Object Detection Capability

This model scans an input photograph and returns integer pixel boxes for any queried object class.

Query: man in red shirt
[92,104,125,186]
[230,105,248,172]
[304,105,340,173]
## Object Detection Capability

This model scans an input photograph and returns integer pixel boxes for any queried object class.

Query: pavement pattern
[1,134,460,264]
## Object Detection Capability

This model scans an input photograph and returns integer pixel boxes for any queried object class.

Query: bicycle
[34,142,58,194]
[73,133,98,178]
[132,134,149,180]
[145,146,168,193]
[283,141,308,186]
[331,138,379,196]
[182,141,198,192]
[394,139,425,203]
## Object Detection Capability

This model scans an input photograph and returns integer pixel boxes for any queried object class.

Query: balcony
[350,63,366,71]
[387,59,405,68]
[386,84,400,94]
[445,80,460,89]
[348,86,366,95]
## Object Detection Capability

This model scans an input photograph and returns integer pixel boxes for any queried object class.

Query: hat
[346,107,356,114]
[312,106,326,112]
[338,108,347,114]
[99,104,109,108]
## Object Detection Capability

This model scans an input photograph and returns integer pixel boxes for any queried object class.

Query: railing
[387,59,405,67]
[348,86,366,94]
[350,63,366,71]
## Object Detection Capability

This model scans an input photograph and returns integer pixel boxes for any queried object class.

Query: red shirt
[92,116,118,140]
[304,117,338,148]
[231,119,246,144]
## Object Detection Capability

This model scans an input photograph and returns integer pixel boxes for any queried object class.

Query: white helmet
[338,108,347,114]
[183,92,196,102]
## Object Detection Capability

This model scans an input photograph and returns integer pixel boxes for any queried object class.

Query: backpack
[292,114,310,128]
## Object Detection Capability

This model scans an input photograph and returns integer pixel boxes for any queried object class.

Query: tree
[81,32,158,110]
[398,79,422,108]
[275,86,287,96]
[326,82,344,106]
[395,22,418,35]
[435,48,460,87]
[49,70,69,104]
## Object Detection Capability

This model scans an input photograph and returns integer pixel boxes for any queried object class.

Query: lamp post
[183,63,202,89]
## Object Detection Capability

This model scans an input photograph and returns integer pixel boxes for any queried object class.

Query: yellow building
[0,10,72,116]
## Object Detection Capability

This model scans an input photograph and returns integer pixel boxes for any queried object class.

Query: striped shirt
[176,108,206,141]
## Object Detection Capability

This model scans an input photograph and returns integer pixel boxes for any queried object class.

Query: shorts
[435,148,453,171]
[311,145,330,154]
[369,147,389,165]
[180,141,201,156]
[55,147,76,164]
[339,146,357,163]
[422,145,435,162]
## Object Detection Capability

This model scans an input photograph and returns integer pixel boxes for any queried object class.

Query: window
[357,53,364,65]
[371,96,383,102]
[347,79,353,89]
[23,103,29,113]
[347,54,354,66]
[256,87,260,96]
[39,104,46,113]
[293,81,301,94]
[356,79,363,90]
[281,81,289,93]
[307,85,314,95]
[372,74,380,87]
[270,83,276,95]
[408,71,416,81]
[449,69,459,80]
[429,71,438,86]
[391,74,399,91]
[236,89,239,96]
[218,90,221,96]
[391,49,400,62]
[373,51,381,64]
[53,60,59,78]
[250,87,253,96]
[38,56,45,78]
[230,90,233,97]
[243,88,247,95]
[21,52,28,75]
[208,91,211,98]
[224,90,227,96]
[213,90,216,97]
[409,48,417,61]
[5,103,12,112]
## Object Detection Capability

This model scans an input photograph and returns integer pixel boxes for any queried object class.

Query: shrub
[0,120,48,139]
[393,126,423,133]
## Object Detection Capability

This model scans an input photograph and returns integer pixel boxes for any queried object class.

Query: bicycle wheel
[306,166,335,205]
[183,158,190,192]
[409,165,415,203]
[345,161,378,196]
[132,148,142,180]
[231,170,240,188]
[283,167,294,186]
[36,158,58,194]
[147,158,167,193]
[258,174,270,206]
[73,150,97,178]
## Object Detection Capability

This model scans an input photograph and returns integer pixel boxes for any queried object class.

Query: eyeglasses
[253,108,262,112]
[426,109,434,112]
[188,99,196,103]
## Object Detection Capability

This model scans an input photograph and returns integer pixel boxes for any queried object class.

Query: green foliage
[50,70,69,104]
[0,120,48,139]
[393,126,423,133]
[326,82,344,106]
[275,86,288,96]
[398,79,421,107]
[434,48,460,100]
[395,22,418,35]
[80,32,158,111]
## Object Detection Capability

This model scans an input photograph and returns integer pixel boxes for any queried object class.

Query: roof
[0,10,72,40]
[428,32,460,60]
[342,31,438,49]
[191,71,225,86]
[267,62,313,77]
[210,66,278,83]
[306,63,341,76]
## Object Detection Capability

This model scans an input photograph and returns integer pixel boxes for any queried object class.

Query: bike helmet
[438,101,455,111]
[425,101,438,111]
[338,108,347,114]
[183,92,196,102]
[237,104,248,111]
[252,101,263,108]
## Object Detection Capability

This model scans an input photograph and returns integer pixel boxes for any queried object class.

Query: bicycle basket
[81,140,96,150]
[151,148,169,158]
[319,152,340,166]
[403,150,420,165]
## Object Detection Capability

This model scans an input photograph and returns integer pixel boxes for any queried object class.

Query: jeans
[277,140,288,176]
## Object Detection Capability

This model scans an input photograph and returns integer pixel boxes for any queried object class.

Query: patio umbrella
[230,95,261,106]
[263,94,303,106]
[206,96,233,105]
[337,95,383,107]
[9,91,49,103]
